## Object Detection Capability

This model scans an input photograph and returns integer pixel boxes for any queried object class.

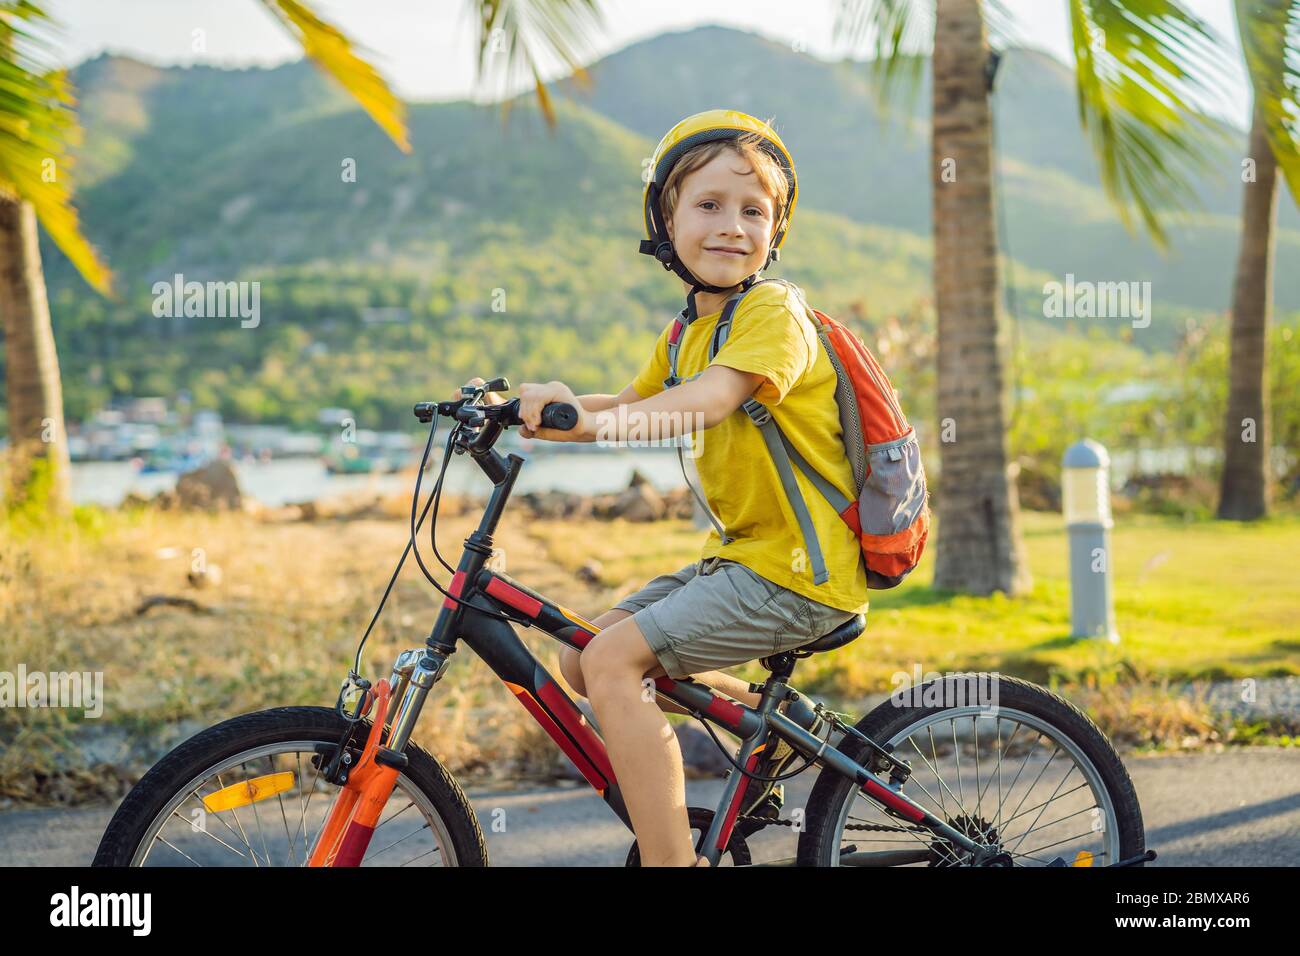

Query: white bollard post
[1063,439,1119,643]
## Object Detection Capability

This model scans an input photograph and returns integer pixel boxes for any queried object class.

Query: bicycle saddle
[796,613,866,654]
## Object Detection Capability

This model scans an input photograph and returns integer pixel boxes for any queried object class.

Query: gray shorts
[612,556,858,679]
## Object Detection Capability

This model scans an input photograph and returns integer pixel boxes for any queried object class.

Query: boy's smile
[665,152,778,314]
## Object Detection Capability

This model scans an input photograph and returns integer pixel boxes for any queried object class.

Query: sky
[51,0,1252,129]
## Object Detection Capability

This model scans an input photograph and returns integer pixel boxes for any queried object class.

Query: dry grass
[0,498,617,805]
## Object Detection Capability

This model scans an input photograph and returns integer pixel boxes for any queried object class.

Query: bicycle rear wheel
[797,675,1145,867]
[93,706,487,867]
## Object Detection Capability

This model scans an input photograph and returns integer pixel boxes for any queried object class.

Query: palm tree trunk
[1217,104,1277,520]
[929,0,1030,594]
[0,195,71,512]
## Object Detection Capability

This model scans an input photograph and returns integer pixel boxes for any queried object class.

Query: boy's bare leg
[561,609,763,714]
[580,614,700,866]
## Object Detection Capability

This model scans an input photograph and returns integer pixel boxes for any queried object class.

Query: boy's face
[665,151,778,291]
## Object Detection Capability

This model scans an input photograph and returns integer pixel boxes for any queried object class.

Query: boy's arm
[585,366,763,442]
[576,383,644,413]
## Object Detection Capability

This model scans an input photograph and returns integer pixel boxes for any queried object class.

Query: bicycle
[93,378,1154,867]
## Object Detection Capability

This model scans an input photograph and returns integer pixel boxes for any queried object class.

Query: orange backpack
[665,278,931,589]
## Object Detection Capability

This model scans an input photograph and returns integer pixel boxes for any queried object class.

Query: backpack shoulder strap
[706,277,801,362]
[704,277,850,587]
[662,306,689,390]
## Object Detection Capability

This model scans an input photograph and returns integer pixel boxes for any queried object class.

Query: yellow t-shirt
[632,281,870,614]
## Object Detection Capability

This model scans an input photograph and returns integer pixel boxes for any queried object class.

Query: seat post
[757,651,798,685]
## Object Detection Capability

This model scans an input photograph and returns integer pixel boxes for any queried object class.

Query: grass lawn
[529,509,1300,697]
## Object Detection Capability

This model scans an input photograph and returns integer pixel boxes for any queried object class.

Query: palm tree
[837,0,1232,594]
[1217,0,1299,520]
[0,0,601,512]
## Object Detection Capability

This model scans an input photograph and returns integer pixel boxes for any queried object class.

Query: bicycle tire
[92,706,488,867]
[796,675,1146,867]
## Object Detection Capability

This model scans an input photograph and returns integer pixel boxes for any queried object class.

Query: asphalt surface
[0,747,1295,866]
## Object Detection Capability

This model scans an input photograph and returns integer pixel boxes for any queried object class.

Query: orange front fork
[307,680,402,867]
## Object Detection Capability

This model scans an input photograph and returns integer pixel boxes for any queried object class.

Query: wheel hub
[928,813,1002,866]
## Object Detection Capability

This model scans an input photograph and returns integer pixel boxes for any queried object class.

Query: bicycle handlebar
[413,396,578,432]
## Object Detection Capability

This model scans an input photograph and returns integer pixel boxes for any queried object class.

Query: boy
[510,111,868,866]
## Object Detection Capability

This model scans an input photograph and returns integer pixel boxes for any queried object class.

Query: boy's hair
[657,124,791,239]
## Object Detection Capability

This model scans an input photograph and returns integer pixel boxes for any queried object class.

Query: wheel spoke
[154,835,204,867]
[999,743,1060,836]
[1011,829,1102,860]
[245,760,274,868]
[905,735,978,827]
[181,787,257,858]
[276,791,298,867]
[995,781,1092,834]
[216,773,258,865]
[365,821,431,863]
[1004,801,1099,847]
[1007,762,1077,857]
[398,845,443,866]
[164,805,248,861]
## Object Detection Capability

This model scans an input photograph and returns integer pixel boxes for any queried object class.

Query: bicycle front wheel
[797,675,1145,867]
[93,706,488,867]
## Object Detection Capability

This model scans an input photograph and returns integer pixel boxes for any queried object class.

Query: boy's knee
[564,608,637,696]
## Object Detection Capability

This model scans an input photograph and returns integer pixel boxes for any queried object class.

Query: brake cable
[345,401,525,685]
[692,706,832,784]
[405,413,520,626]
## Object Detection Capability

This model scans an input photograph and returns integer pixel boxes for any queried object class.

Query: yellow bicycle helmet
[638,109,798,316]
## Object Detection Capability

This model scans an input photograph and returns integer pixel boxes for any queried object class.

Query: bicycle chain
[735,812,923,833]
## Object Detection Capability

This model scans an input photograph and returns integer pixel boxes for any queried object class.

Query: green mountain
[17,26,1298,430]
[557,25,1298,310]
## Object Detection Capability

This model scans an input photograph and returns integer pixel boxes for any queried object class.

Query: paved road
[1,748,1295,866]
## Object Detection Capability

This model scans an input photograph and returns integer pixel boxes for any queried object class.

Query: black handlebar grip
[538,402,578,431]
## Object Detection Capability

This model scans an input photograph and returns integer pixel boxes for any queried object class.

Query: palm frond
[1069,0,1237,248]
[261,0,410,152]
[1236,0,1300,201]
[0,1,110,295]
[983,0,1030,51]
[833,0,933,114]
[472,0,605,128]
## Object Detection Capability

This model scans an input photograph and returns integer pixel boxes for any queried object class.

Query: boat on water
[322,430,415,474]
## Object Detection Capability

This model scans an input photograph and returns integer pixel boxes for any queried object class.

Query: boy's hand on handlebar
[518,381,592,441]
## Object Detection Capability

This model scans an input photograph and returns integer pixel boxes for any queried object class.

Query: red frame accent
[703,695,744,730]
[484,577,543,618]
[443,570,466,611]
[536,681,616,783]
[861,778,926,822]
[716,748,765,849]
[332,822,375,867]
[508,682,610,792]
